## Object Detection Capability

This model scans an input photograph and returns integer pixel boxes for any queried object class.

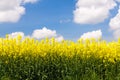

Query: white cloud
[0,0,37,23]
[55,36,64,42]
[8,32,25,39]
[8,27,64,42]
[80,30,102,40]
[32,27,57,39]
[109,7,120,39]
[109,8,120,30]
[32,27,64,41]
[73,0,116,24]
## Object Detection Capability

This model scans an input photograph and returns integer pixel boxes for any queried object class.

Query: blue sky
[0,0,120,41]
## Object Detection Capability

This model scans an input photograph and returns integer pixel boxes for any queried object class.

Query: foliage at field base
[0,35,120,80]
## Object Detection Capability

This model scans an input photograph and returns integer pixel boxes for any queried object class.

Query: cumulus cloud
[109,8,120,39]
[32,27,57,39]
[32,27,64,41]
[109,8,120,30]
[73,0,116,24]
[0,0,38,23]
[8,27,64,42]
[80,30,102,40]
[55,36,64,42]
[8,32,25,39]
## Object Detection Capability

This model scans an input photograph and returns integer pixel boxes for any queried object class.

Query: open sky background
[0,0,120,41]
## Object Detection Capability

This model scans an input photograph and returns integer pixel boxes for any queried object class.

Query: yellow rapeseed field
[0,35,120,80]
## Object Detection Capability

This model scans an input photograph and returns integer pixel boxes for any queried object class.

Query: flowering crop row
[0,35,120,80]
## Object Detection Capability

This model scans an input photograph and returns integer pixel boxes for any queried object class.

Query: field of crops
[0,35,120,80]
